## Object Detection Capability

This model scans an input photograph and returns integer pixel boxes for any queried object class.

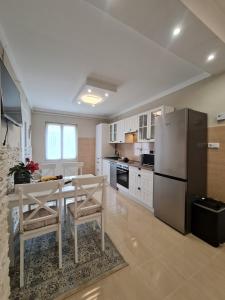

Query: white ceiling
[0,0,224,118]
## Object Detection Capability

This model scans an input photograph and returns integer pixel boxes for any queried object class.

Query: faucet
[115,150,120,157]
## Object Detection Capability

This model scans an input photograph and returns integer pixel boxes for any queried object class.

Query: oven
[117,163,129,189]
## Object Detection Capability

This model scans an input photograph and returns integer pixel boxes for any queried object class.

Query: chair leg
[58,225,62,269]
[68,212,72,237]
[74,224,78,263]
[64,198,67,221]
[20,236,24,288]
[56,230,59,242]
[101,214,105,252]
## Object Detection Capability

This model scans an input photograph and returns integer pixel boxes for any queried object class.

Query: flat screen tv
[0,58,22,126]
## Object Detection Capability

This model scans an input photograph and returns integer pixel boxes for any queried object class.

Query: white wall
[112,72,225,128]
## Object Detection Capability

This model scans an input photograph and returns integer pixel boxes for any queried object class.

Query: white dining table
[7,174,95,266]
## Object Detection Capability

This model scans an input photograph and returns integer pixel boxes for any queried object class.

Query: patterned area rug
[10,221,127,300]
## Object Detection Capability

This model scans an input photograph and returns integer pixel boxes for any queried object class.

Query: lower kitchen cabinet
[141,169,153,208]
[102,159,110,183]
[129,166,153,210]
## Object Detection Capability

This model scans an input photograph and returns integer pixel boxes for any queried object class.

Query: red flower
[26,160,39,174]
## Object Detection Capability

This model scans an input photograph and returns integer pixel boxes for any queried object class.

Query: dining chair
[67,176,106,263]
[40,163,57,176]
[28,163,57,210]
[63,162,84,215]
[17,180,63,287]
[62,161,84,177]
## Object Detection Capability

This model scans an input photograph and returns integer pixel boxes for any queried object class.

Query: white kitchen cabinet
[110,105,174,144]
[96,124,115,175]
[117,120,125,143]
[129,166,153,210]
[102,159,110,183]
[128,166,137,197]
[109,122,118,143]
[138,111,151,142]
[140,169,153,208]
[124,115,138,133]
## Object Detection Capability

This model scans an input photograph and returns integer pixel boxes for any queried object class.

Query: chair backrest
[16,180,63,233]
[72,176,106,219]
[40,163,56,176]
[63,162,84,177]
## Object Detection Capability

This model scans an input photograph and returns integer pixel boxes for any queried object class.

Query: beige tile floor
[64,186,225,300]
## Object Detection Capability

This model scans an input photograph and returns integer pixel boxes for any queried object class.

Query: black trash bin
[192,198,225,247]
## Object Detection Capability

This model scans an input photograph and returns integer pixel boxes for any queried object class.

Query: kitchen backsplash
[115,142,154,161]
[208,125,225,203]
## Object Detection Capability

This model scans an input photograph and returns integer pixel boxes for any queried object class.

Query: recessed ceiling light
[173,26,181,37]
[207,53,215,62]
[88,89,92,93]
[77,101,81,105]
[105,93,109,97]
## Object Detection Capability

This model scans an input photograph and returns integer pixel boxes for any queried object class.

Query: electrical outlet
[208,143,220,149]
[217,113,225,121]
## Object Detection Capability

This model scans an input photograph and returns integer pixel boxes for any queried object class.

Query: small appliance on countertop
[140,153,155,167]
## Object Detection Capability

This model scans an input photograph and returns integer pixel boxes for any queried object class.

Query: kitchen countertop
[103,157,154,172]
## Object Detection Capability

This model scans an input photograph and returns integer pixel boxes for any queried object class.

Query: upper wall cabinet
[109,105,174,144]
[138,106,174,142]
[117,120,125,143]
[124,115,138,133]
[138,111,151,142]
[109,123,117,143]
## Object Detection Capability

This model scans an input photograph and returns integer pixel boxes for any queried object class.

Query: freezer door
[155,109,187,179]
[153,174,187,234]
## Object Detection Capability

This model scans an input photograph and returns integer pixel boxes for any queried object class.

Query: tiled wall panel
[78,138,95,174]
[208,125,225,202]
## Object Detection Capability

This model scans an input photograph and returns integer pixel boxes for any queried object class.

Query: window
[45,123,77,160]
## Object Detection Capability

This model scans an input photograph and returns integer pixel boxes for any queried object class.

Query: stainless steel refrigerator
[153,109,207,234]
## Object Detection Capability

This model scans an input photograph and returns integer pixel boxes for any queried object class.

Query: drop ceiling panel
[86,0,225,75]
[0,0,216,117]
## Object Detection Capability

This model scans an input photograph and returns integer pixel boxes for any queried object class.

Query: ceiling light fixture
[75,77,117,107]
[173,26,181,37]
[81,94,103,105]
[207,53,215,62]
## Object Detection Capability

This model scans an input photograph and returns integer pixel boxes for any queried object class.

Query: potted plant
[8,158,39,185]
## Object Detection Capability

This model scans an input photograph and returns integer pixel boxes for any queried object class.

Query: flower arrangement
[25,158,39,174]
[8,158,39,184]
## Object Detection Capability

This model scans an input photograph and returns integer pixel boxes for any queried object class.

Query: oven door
[117,167,129,189]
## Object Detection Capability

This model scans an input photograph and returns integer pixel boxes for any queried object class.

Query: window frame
[45,122,78,161]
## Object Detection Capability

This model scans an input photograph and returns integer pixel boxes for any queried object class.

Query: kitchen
[1,0,225,299]
[97,104,208,236]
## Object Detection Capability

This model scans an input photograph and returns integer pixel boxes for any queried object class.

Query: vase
[14,172,31,185]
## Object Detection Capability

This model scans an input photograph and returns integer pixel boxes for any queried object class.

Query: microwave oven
[140,153,154,166]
